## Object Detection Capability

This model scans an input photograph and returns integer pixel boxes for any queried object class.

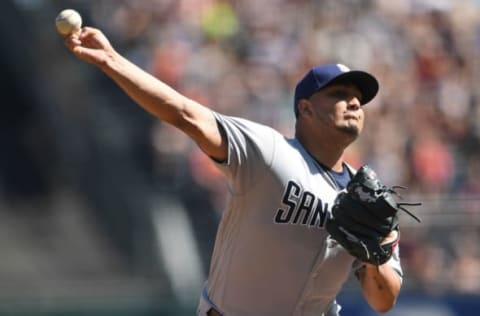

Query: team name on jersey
[273,180,329,228]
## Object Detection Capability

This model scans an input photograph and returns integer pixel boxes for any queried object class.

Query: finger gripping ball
[55,9,82,35]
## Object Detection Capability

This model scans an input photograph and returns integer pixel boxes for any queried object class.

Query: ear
[297,99,313,118]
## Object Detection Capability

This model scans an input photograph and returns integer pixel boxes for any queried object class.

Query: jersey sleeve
[211,112,277,195]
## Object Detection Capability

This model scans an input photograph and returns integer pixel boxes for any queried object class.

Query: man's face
[307,83,365,137]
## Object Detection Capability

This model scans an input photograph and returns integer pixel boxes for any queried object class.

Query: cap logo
[336,64,350,73]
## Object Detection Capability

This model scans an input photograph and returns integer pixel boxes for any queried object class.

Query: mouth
[344,113,359,121]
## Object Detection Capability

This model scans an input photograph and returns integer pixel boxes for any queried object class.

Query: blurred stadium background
[1,0,480,315]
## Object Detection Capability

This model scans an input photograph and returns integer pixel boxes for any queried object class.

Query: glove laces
[387,185,422,222]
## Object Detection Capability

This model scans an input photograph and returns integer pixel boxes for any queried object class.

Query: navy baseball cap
[294,64,379,116]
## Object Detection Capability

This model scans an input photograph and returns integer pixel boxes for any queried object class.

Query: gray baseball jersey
[197,113,402,316]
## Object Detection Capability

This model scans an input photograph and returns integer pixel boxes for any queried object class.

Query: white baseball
[55,9,82,35]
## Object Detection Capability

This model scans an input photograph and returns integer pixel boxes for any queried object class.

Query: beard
[336,124,361,136]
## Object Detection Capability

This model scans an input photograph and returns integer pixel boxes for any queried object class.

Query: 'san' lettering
[293,191,314,225]
[274,180,330,228]
[309,200,329,227]
[274,181,301,223]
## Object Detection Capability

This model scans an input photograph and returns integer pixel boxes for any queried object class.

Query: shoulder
[214,112,281,135]
[213,112,287,152]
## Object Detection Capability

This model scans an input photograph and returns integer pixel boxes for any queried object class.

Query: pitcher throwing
[61,22,420,316]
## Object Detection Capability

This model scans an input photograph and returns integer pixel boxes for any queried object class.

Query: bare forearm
[65,27,226,160]
[358,263,401,313]
[100,51,227,159]
[99,49,199,125]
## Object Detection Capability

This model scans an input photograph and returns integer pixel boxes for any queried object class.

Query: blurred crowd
[87,0,480,195]
[2,0,480,300]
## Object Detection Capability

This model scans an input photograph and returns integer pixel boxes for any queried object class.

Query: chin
[338,125,361,136]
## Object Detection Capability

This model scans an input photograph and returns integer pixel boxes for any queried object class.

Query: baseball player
[64,27,408,316]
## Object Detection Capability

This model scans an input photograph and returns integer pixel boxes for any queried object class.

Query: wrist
[364,263,380,271]
[100,48,122,73]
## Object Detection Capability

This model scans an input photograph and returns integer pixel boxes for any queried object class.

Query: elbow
[374,306,394,314]
[371,298,396,314]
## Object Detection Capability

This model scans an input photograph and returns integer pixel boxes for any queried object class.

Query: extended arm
[64,27,227,161]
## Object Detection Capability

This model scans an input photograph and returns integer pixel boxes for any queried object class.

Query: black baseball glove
[326,165,421,265]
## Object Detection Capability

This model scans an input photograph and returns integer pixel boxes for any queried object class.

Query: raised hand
[64,27,116,67]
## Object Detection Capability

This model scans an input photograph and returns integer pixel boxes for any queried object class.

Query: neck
[296,129,353,172]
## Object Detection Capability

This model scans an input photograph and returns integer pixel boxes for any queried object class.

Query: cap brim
[326,71,379,105]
